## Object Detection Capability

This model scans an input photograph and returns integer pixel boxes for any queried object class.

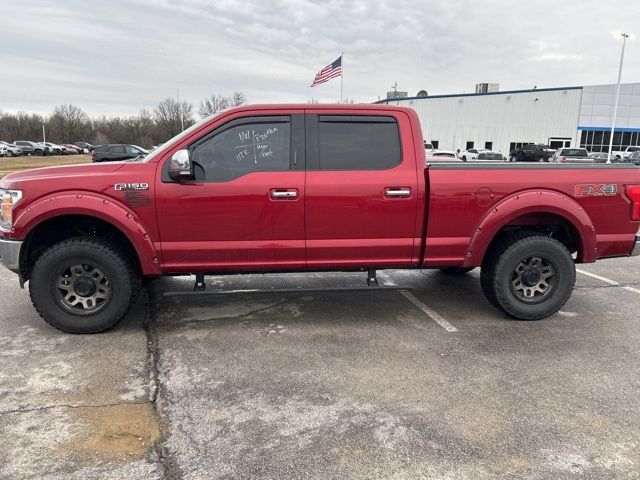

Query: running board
[163,285,408,297]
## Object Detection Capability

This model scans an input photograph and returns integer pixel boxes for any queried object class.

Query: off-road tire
[29,237,140,333]
[481,231,542,309]
[481,234,575,320]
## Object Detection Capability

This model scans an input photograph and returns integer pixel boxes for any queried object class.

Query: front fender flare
[14,192,161,275]
[464,190,596,267]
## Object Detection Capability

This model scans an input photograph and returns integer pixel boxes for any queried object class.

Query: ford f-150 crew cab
[1,104,640,333]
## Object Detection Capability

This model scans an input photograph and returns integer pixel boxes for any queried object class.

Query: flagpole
[340,52,344,103]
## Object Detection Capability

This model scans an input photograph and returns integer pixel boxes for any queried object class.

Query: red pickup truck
[1,104,639,333]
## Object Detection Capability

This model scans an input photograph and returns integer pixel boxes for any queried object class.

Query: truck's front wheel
[481,235,575,320]
[29,238,140,333]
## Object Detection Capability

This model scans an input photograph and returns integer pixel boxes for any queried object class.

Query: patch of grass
[0,154,91,179]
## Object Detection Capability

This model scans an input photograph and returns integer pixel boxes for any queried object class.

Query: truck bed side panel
[423,164,640,266]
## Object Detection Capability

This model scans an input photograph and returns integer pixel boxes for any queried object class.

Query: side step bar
[166,285,407,297]
[167,269,405,297]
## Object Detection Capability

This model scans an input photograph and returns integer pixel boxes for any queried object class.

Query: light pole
[42,123,46,143]
[177,88,184,132]
[607,32,630,162]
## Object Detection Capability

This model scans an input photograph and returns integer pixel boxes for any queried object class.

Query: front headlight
[0,190,22,230]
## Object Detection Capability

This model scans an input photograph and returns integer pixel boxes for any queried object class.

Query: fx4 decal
[574,184,617,197]
[115,183,149,191]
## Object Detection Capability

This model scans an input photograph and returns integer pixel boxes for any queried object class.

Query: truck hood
[1,162,126,187]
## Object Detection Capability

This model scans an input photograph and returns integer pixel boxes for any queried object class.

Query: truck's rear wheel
[29,237,140,333]
[481,235,575,320]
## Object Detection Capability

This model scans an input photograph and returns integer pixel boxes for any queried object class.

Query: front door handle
[271,189,298,199]
[384,187,411,198]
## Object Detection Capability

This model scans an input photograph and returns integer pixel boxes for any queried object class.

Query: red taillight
[626,185,640,221]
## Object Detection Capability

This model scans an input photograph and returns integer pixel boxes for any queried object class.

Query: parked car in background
[509,144,555,162]
[431,150,457,158]
[612,146,640,161]
[548,148,595,164]
[62,144,83,154]
[589,152,614,163]
[41,142,63,155]
[91,144,149,162]
[461,149,505,161]
[0,141,22,157]
[459,148,486,161]
[74,142,94,152]
[625,151,640,166]
[13,141,45,156]
[475,151,506,161]
[424,142,435,154]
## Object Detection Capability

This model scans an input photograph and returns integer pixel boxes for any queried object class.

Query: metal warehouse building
[377,83,640,156]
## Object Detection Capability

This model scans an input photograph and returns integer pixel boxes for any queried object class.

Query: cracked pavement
[1,257,639,479]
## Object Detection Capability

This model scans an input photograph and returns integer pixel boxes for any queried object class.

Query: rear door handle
[271,189,298,199]
[384,187,411,198]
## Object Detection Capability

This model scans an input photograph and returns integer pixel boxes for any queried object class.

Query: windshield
[560,149,589,157]
[140,110,228,163]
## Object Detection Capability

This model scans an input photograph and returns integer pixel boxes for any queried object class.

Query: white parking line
[377,272,458,332]
[577,268,640,294]
[399,290,459,332]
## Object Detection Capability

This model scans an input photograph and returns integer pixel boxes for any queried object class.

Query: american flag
[311,56,342,87]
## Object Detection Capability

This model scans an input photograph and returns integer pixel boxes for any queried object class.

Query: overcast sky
[1,0,639,117]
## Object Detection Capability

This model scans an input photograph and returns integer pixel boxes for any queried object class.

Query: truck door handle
[270,189,298,199]
[384,187,411,198]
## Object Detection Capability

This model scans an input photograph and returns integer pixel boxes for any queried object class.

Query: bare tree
[48,104,91,142]
[230,91,247,107]
[154,98,194,140]
[198,91,247,118]
[0,111,46,141]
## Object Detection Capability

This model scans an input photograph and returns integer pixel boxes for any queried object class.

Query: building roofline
[374,86,584,103]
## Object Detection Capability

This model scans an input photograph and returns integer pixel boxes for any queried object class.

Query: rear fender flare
[465,190,596,266]
[14,192,161,275]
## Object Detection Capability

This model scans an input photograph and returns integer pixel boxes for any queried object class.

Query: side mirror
[169,149,194,181]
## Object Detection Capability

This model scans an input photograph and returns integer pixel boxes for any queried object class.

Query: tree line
[0,92,247,149]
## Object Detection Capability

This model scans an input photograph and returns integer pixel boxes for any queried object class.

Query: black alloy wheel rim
[510,255,557,304]
[54,263,112,315]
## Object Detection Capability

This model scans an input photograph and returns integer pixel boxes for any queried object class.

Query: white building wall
[579,83,640,129]
[383,88,583,155]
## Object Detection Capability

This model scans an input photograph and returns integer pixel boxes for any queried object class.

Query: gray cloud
[1,0,638,116]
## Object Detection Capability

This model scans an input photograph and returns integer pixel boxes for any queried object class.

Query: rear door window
[315,116,401,170]
[109,146,126,154]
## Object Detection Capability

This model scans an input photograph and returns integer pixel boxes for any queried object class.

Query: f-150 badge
[574,184,617,197]
[115,183,149,191]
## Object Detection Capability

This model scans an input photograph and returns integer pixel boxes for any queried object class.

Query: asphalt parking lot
[1,258,639,479]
